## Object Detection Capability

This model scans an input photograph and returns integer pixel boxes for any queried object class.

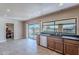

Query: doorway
[6,23,14,39]
[28,24,40,39]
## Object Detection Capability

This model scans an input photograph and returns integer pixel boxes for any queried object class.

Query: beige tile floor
[0,39,61,55]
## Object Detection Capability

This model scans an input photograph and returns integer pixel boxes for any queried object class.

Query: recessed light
[6,9,11,12]
[59,3,63,6]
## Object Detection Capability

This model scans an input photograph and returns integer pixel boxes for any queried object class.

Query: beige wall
[22,21,26,39]
[25,6,79,36]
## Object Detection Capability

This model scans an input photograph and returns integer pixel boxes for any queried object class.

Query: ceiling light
[59,3,63,6]
[6,9,11,12]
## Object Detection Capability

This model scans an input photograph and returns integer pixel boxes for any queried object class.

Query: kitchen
[37,18,79,55]
[25,5,79,55]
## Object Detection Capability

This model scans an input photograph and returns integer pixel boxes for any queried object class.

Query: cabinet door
[55,41,63,53]
[64,43,78,55]
[47,37,55,50]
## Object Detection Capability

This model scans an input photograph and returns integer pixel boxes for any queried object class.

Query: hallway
[0,39,61,55]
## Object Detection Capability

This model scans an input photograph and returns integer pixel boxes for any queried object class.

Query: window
[28,24,40,39]
[63,24,76,34]
[42,18,76,35]
[42,21,55,32]
[54,25,58,32]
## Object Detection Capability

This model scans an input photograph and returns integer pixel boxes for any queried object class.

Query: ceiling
[0,3,78,21]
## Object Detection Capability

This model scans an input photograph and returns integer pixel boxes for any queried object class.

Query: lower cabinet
[38,35,79,55]
[47,36,55,50]
[64,39,79,55]
[47,36,63,53]
[55,40,63,53]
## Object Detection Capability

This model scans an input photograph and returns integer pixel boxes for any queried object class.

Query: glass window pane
[42,21,55,32]
[63,24,76,34]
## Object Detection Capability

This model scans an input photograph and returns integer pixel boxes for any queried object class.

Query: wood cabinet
[64,39,79,55]
[38,34,79,55]
[55,39,63,53]
[47,36,63,53]
[47,36,55,50]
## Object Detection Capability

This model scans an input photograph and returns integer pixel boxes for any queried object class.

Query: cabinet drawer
[64,39,79,45]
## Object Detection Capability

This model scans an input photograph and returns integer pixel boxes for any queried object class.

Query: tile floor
[0,39,61,55]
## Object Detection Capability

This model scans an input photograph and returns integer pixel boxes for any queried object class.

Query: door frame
[5,23,14,40]
[28,23,41,39]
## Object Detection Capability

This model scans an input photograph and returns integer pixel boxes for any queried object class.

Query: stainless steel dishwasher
[40,35,47,47]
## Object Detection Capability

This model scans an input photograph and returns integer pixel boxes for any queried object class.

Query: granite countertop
[62,36,79,41]
[40,32,79,41]
[40,34,50,36]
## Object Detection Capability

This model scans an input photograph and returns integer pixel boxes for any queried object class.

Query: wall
[0,17,23,42]
[21,21,26,39]
[25,5,79,36]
